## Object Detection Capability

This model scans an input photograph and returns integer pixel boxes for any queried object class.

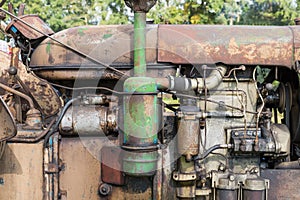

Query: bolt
[229,175,235,181]
[265,83,273,91]
[218,163,226,171]
[8,66,18,76]
[99,183,111,196]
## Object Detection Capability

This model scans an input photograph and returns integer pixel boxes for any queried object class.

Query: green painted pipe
[123,77,158,176]
[122,11,159,176]
[133,12,146,77]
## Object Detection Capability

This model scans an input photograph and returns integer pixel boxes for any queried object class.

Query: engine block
[0,1,300,200]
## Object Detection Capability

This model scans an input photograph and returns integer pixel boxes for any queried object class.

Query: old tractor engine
[0,0,300,199]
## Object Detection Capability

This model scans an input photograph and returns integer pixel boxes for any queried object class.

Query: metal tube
[134,12,146,76]
[161,65,227,92]
[194,144,233,160]
[197,66,227,89]
[0,82,34,109]
[44,97,79,147]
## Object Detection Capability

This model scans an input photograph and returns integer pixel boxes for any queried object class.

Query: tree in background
[149,0,298,25]
[0,0,299,34]
[238,0,297,25]
[148,0,225,24]
[1,0,130,32]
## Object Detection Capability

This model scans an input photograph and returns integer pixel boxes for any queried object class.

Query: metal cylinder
[177,117,200,161]
[123,151,158,176]
[216,178,239,200]
[25,108,42,129]
[60,105,117,136]
[242,178,266,200]
[122,77,158,176]
[177,97,200,161]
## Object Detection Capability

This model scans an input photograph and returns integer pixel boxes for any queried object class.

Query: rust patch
[261,169,300,199]
[0,96,16,141]
[0,51,61,117]
[158,25,294,67]
[30,25,158,81]
[5,15,54,40]
[101,146,124,185]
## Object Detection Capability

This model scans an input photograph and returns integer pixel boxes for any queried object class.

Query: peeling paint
[103,33,112,39]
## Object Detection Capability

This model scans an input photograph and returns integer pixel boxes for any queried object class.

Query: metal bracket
[173,171,197,181]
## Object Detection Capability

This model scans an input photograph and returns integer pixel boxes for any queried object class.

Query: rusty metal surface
[0,142,44,200]
[60,105,117,136]
[29,24,158,69]
[59,137,155,200]
[177,118,199,160]
[290,26,300,67]
[0,51,61,117]
[124,0,157,12]
[10,47,20,68]
[101,146,124,185]
[59,138,101,200]
[32,67,175,82]
[158,25,294,67]
[261,169,300,199]
[5,14,54,39]
[0,96,16,141]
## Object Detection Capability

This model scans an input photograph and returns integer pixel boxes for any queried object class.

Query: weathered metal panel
[5,15,54,40]
[59,138,101,200]
[59,137,156,200]
[30,25,158,68]
[0,96,16,141]
[290,26,300,68]
[261,169,300,199]
[0,142,44,200]
[101,146,124,185]
[158,25,294,67]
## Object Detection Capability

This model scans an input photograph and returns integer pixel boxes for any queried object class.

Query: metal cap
[243,178,266,191]
[124,0,157,12]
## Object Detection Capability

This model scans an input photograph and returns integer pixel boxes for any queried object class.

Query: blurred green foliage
[0,0,299,35]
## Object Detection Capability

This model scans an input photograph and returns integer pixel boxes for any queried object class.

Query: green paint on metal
[123,151,158,176]
[133,12,146,77]
[123,77,158,144]
[122,11,158,176]
[123,77,158,176]
[180,156,195,173]
[46,42,51,54]
[78,27,88,36]
[103,33,112,39]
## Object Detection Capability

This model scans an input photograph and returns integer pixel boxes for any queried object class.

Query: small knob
[8,66,18,76]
